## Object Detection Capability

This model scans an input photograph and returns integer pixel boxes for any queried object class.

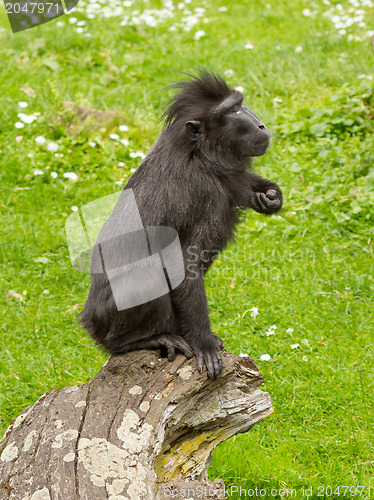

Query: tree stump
[0,351,273,500]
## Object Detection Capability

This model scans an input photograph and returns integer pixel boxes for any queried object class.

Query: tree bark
[0,351,273,500]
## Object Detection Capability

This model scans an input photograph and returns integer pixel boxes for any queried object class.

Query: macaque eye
[231,104,242,114]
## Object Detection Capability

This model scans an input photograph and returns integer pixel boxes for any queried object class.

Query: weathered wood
[0,351,272,500]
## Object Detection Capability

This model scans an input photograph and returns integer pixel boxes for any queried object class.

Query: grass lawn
[0,0,373,498]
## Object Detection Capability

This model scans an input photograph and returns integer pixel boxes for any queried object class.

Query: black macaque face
[186,92,271,159]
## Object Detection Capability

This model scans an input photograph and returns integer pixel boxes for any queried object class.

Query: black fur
[80,70,283,378]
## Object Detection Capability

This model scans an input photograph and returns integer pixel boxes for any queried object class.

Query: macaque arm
[237,171,283,214]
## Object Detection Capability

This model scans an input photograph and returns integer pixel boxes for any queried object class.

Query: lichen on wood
[0,351,272,500]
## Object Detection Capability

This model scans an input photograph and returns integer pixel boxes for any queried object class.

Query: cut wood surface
[0,350,273,500]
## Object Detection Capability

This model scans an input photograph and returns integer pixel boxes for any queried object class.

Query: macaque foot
[213,334,225,350]
[187,333,223,379]
[157,333,194,361]
[124,334,193,362]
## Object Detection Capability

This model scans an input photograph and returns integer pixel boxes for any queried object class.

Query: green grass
[0,0,373,498]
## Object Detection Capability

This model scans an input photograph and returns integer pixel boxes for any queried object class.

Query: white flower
[57,21,64,26]
[120,139,129,146]
[51,172,58,178]
[235,86,244,93]
[119,125,129,132]
[33,112,41,116]
[291,343,300,349]
[118,162,125,167]
[43,290,49,294]
[260,354,271,361]
[35,136,46,145]
[77,20,85,26]
[265,325,277,336]
[239,353,249,357]
[63,172,78,181]
[250,307,259,318]
[245,42,254,49]
[88,141,96,147]
[302,355,308,361]
[129,151,145,159]
[71,206,78,212]
[273,97,283,103]
[194,30,205,40]
[303,8,311,16]
[130,168,137,173]
[16,136,23,142]
[110,133,120,140]
[218,6,228,11]
[33,169,44,175]
[286,328,294,334]
[69,17,78,23]
[18,101,28,108]
[18,113,37,124]
[295,46,303,53]
[224,69,234,77]
[76,27,84,33]
[47,142,59,152]
[15,122,25,129]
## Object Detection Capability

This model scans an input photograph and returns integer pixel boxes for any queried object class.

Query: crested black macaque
[80,71,282,379]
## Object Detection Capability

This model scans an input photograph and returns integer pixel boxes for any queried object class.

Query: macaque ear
[186,120,203,142]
